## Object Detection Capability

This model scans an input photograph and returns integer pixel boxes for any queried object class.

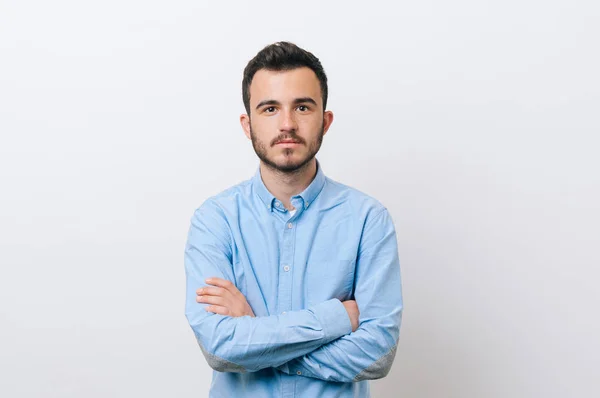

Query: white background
[1,1,599,397]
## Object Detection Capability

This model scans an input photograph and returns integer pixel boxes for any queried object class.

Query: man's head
[240,42,334,173]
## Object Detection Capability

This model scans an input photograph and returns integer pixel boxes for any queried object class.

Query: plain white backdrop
[1,1,598,397]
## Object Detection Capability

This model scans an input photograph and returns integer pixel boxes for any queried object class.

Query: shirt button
[305,202,309,208]
[296,371,302,375]
[283,265,290,272]
[287,223,293,229]
[281,311,287,315]
[275,202,280,207]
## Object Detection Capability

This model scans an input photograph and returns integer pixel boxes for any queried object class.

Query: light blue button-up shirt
[184,160,403,397]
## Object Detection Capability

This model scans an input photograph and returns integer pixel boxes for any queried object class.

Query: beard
[249,121,324,174]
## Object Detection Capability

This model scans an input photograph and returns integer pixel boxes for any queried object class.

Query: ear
[322,110,334,136]
[240,114,251,140]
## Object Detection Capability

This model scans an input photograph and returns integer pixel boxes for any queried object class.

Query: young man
[184,42,403,398]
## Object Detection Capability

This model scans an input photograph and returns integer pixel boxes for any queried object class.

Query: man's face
[241,67,334,173]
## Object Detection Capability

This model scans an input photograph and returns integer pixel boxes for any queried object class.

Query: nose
[279,109,298,132]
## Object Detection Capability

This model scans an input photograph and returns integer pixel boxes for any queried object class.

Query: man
[184,41,403,397]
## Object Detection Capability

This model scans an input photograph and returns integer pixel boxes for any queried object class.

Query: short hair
[242,41,328,114]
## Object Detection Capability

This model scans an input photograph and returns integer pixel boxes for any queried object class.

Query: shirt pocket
[305,259,356,306]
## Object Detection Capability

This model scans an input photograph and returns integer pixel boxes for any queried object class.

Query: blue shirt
[184,160,403,398]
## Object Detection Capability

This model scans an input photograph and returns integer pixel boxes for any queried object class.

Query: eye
[297,105,309,112]
[265,106,276,113]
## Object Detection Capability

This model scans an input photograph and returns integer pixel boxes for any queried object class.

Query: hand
[196,277,255,317]
[342,300,360,332]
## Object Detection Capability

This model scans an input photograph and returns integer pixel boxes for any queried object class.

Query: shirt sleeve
[276,207,403,382]
[184,200,353,373]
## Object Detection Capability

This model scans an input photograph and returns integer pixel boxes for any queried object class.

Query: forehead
[249,67,322,107]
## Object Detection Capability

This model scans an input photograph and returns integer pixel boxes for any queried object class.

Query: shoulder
[322,176,389,220]
[192,178,253,219]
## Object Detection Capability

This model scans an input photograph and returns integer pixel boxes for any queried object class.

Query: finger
[196,278,231,295]
[205,305,230,316]
[206,277,242,297]
[196,295,226,306]
[197,286,229,297]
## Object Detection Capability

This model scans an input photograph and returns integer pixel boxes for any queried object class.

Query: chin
[267,155,313,173]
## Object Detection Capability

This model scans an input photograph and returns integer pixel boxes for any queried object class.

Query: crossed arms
[184,200,403,382]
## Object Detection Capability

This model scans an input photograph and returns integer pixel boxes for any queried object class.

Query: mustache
[271,134,305,146]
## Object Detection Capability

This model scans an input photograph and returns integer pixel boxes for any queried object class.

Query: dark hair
[242,41,328,114]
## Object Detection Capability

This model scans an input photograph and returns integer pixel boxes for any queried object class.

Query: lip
[275,141,302,146]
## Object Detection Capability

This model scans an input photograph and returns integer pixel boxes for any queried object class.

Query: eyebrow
[255,97,318,110]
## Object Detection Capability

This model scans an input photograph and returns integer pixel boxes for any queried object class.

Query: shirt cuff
[310,298,353,341]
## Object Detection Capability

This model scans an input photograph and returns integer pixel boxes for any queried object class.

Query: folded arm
[184,200,353,373]
[277,207,403,382]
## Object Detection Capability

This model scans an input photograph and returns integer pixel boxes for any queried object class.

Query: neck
[259,159,317,210]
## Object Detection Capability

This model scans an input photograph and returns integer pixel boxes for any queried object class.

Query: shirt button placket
[278,220,294,315]
[279,218,296,397]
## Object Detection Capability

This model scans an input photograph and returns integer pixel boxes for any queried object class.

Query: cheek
[252,116,279,133]
[299,117,322,133]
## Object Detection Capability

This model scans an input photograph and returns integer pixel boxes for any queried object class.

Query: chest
[230,207,364,314]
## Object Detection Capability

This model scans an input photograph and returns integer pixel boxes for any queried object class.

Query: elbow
[353,343,398,381]
[207,360,246,374]
[186,312,248,373]
[197,340,247,373]
[354,319,400,381]
[207,360,235,373]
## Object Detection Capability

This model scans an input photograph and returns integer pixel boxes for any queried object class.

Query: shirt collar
[252,159,327,212]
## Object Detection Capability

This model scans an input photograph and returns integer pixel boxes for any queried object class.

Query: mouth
[275,140,302,146]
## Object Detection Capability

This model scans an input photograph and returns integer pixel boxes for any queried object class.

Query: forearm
[277,307,402,382]
[186,270,353,373]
